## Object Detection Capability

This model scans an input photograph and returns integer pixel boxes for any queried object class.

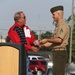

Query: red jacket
[8,23,36,51]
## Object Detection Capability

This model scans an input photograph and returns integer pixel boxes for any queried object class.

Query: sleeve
[23,26,36,51]
[57,25,68,39]
[30,31,36,44]
[25,25,36,44]
[8,29,21,43]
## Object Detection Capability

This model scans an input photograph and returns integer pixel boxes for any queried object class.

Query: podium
[0,43,26,75]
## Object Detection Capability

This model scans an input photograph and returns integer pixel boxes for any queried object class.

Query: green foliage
[5,36,10,42]
[41,31,52,39]
[67,14,75,61]
[72,26,75,61]
[31,31,38,39]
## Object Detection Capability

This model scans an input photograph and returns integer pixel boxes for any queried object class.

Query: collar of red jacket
[14,22,25,28]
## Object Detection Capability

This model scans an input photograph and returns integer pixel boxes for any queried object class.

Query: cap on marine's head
[50,5,63,13]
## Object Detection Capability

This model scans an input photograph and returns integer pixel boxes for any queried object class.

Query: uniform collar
[56,20,64,27]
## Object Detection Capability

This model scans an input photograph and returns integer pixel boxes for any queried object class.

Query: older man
[8,11,40,75]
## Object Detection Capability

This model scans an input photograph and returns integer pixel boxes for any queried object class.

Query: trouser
[26,53,30,75]
[52,50,68,75]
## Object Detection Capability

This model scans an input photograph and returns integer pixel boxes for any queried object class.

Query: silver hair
[14,11,23,21]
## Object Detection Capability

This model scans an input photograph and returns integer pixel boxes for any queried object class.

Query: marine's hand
[39,44,46,48]
[39,42,53,49]
[40,39,48,44]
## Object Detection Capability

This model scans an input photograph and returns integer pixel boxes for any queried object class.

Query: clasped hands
[33,38,52,49]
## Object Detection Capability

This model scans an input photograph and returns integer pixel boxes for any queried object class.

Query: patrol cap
[50,5,63,13]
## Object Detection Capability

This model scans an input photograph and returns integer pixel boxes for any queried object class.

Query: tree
[31,31,38,39]
[5,36,10,42]
[67,15,75,61]
[41,31,52,39]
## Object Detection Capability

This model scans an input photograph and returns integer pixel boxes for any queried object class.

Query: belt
[52,48,66,51]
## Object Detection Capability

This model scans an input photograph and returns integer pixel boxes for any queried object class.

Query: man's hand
[33,40,40,46]
[40,39,48,44]
[31,40,40,48]
[31,46,40,52]
[40,42,52,48]
[31,40,40,52]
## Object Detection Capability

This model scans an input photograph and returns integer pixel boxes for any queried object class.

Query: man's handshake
[32,39,52,49]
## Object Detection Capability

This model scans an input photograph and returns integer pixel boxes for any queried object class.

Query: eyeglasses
[21,16,26,19]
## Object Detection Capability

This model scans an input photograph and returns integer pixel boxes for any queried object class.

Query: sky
[0,0,73,38]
